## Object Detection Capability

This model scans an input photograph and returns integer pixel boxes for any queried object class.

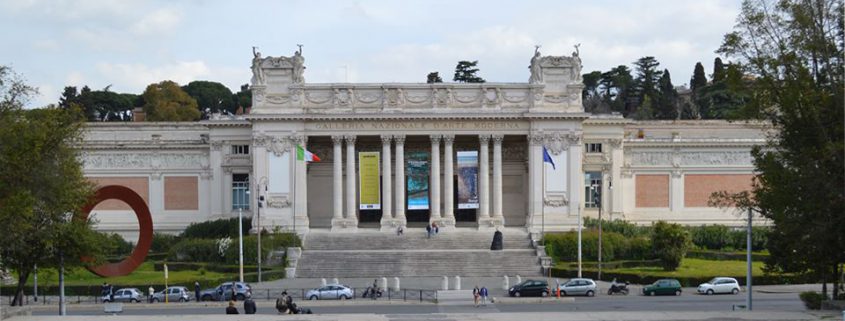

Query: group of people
[274,291,311,314]
[472,285,490,307]
[225,297,256,314]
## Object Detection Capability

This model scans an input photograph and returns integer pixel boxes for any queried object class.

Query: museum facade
[82,50,767,239]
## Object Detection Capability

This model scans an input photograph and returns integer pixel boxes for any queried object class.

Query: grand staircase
[294,228,543,278]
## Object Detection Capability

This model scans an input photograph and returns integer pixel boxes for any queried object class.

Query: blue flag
[542,146,556,170]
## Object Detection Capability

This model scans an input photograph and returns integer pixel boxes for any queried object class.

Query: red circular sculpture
[80,185,153,277]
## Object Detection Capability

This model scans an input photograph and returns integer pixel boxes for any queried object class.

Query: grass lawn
[20,262,230,287]
[555,258,766,279]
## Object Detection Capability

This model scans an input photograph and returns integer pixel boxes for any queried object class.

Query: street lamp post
[239,190,250,283]
[256,177,267,283]
[577,205,582,278]
[592,185,603,281]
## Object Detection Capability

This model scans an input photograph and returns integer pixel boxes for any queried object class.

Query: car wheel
[130,299,138,303]
[201,295,212,302]
[514,291,521,297]
[731,288,739,295]
[541,290,549,297]
[103,299,111,303]
[586,290,594,297]
[562,291,568,296]
[309,295,318,300]
[706,289,714,295]
[622,289,629,295]
[152,298,159,303]
[648,291,654,296]
[675,290,682,296]
[179,298,186,302]
[340,295,349,300]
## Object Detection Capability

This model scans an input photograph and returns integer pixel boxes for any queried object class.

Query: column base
[379,219,405,232]
[477,217,504,230]
[331,218,359,231]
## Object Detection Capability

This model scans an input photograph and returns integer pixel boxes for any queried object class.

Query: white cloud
[96,61,212,92]
[130,8,182,35]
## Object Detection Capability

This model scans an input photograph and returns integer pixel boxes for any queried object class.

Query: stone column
[345,135,358,227]
[331,135,344,228]
[609,139,624,219]
[394,135,406,226]
[478,135,491,224]
[442,134,455,227]
[492,134,504,225]
[380,135,393,230]
[430,135,442,221]
[527,133,544,231]
[293,135,309,230]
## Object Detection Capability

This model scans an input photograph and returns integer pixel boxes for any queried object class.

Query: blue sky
[0,0,740,108]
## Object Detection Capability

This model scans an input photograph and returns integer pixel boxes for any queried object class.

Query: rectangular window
[232,173,250,210]
[584,143,603,153]
[231,145,250,155]
[584,171,602,208]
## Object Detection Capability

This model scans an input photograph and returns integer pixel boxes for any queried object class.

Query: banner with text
[358,152,381,210]
[406,151,430,210]
[457,151,480,209]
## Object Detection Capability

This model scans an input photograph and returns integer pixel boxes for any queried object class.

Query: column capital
[491,134,504,145]
[479,134,491,145]
[393,134,406,144]
[442,134,455,144]
[331,135,345,145]
[290,134,307,146]
[430,134,442,144]
[344,135,357,144]
[380,134,393,145]
[528,132,544,145]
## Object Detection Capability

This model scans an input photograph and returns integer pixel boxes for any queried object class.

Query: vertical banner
[358,152,381,210]
[406,151,430,210]
[457,151,480,209]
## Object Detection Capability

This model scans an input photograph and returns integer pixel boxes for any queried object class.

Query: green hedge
[584,217,652,237]
[799,291,828,309]
[180,217,252,239]
[168,238,221,262]
[579,218,770,252]
[545,230,653,262]
[167,233,300,264]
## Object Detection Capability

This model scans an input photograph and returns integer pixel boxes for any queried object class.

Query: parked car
[556,278,597,297]
[305,284,353,300]
[101,288,143,303]
[199,282,252,301]
[152,286,191,302]
[508,279,549,297]
[642,279,682,296]
[697,277,740,295]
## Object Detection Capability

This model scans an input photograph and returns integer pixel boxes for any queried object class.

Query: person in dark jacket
[194,281,200,302]
[243,297,256,314]
[225,301,238,314]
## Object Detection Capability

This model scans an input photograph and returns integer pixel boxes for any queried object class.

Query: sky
[0,0,741,108]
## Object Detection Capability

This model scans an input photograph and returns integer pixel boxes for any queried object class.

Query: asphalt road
[31,292,804,316]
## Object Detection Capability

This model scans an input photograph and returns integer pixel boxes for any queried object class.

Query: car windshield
[707,278,718,284]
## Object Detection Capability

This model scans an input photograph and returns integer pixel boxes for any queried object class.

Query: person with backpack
[480,286,489,306]
[225,301,238,314]
[472,285,480,307]
[243,296,256,314]
[275,291,289,314]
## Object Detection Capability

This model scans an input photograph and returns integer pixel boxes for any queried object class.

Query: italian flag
[296,145,321,162]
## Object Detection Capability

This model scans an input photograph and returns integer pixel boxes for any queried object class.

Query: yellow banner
[358,152,381,210]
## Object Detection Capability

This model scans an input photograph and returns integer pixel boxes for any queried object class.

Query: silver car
[152,286,191,302]
[557,278,597,297]
[697,277,740,295]
[102,288,143,303]
[305,284,353,300]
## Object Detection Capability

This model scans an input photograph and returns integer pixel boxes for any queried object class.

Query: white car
[697,277,740,295]
[305,284,353,300]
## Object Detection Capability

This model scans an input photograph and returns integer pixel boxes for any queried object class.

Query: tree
[232,84,252,113]
[59,85,136,121]
[632,56,663,116]
[713,0,844,298]
[651,221,692,271]
[182,81,235,117]
[0,66,105,306]
[582,71,609,113]
[598,65,635,115]
[453,61,485,83]
[141,80,200,121]
[712,57,726,83]
[690,62,708,94]
[655,69,679,119]
[426,72,443,84]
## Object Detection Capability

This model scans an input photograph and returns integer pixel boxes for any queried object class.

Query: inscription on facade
[310,121,526,131]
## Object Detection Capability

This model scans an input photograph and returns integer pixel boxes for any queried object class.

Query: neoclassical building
[82,50,766,240]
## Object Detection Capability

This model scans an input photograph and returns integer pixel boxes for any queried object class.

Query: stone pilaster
[380,135,394,231]
[430,135,442,222]
[442,135,456,227]
[491,134,504,227]
[478,134,492,227]
[331,135,345,229]
[344,135,358,229]
[394,135,406,226]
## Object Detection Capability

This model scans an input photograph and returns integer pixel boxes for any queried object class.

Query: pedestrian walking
[148,285,155,303]
[480,286,489,306]
[397,225,404,236]
[243,296,256,314]
[225,301,238,314]
[426,224,432,238]
[432,222,439,235]
[230,284,237,301]
[194,281,200,302]
[472,285,480,307]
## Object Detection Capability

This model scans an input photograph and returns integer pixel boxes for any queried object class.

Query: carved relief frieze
[333,88,353,106]
[266,136,291,157]
[544,193,569,207]
[680,151,753,166]
[629,151,672,166]
[404,90,431,104]
[267,194,291,208]
[82,153,208,170]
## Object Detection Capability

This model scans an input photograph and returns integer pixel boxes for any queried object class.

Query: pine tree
[656,69,678,120]
[426,72,443,84]
[712,57,726,83]
[690,62,708,93]
[599,65,635,115]
[453,61,485,83]
[632,56,663,116]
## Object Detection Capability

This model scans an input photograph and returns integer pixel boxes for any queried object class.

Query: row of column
[330,134,505,229]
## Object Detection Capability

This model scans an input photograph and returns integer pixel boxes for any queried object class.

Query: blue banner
[406,151,430,210]
[457,151,479,209]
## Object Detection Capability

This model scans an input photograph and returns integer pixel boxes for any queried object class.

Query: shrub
[584,217,652,238]
[652,221,692,271]
[689,225,730,250]
[544,230,637,262]
[151,232,179,253]
[181,217,252,239]
[627,236,654,260]
[168,238,221,262]
[91,232,134,258]
[222,233,301,265]
[798,291,828,310]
